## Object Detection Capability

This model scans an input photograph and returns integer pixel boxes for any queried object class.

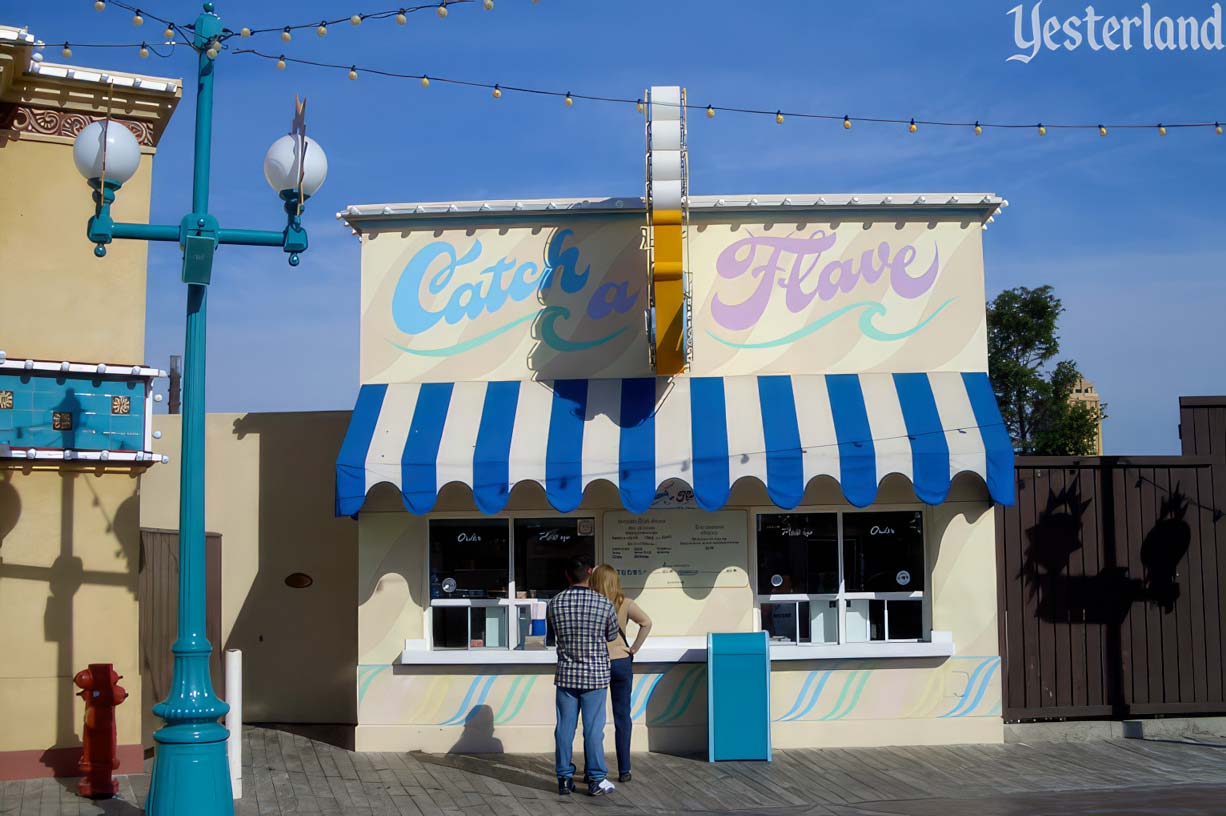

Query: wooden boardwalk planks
[14,726,1226,816]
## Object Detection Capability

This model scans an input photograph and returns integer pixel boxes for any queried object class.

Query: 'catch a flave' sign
[358,212,987,383]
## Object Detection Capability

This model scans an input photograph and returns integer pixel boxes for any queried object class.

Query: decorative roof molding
[0,25,181,146]
[0,103,155,146]
[339,193,1005,228]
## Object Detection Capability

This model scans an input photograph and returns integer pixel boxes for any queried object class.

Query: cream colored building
[331,192,1015,754]
[0,27,179,779]
[1071,377,1104,454]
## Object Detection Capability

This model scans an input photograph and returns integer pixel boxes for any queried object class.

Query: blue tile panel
[0,372,147,451]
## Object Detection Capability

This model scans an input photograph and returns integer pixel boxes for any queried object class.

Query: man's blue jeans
[555,687,607,783]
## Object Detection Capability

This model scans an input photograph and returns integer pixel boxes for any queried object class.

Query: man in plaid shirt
[547,555,619,797]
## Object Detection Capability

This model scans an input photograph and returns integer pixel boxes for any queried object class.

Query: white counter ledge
[398,632,955,666]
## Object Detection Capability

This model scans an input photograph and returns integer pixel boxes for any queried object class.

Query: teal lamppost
[71,5,328,814]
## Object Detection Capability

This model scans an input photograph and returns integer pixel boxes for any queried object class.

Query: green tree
[987,285,1104,455]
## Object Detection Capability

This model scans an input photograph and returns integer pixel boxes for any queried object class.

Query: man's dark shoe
[558,778,575,796]
[618,771,632,783]
[589,779,616,796]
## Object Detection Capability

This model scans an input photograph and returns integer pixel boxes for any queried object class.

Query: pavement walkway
[3,726,1226,815]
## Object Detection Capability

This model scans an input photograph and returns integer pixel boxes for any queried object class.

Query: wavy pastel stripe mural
[938,657,1000,718]
[356,656,1002,731]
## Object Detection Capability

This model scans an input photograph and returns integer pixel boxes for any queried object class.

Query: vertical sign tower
[645,86,691,375]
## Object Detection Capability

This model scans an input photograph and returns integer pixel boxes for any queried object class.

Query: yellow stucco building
[0,26,179,779]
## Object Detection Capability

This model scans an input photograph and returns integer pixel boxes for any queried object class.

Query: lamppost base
[146,730,233,816]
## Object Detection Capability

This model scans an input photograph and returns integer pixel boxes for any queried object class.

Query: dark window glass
[762,601,810,643]
[888,600,923,640]
[756,513,838,594]
[432,607,469,649]
[842,511,925,592]
[513,518,595,600]
[868,599,885,641]
[429,519,509,600]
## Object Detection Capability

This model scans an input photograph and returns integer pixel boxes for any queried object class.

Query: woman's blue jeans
[609,657,633,775]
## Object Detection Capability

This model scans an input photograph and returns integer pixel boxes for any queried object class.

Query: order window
[428,517,595,650]
[757,510,926,645]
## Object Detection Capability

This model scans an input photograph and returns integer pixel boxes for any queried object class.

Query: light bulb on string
[164,26,175,39]
[317,21,328,36]
[843,115,851,130]
[775,111,784,125]
[93,1,105,11]
[974,122,982,136]
[1038,124,1046,136]
[420,75,429,87]
[706,105,715,118]
[206,42,219,59]
[396,9,407,24]
[437,2,448,17]
[132,10,143,26]
[62,42,72,57]
[348,66,358,80]
[483,0,494,8]
[351,14,362,25]
[281,27,292,41]
[138,42,149,58]
[492,84,502,99]
[908,119,917,133]
[1159,124,1167,136]
[239,26,251,37]
[564,92,573,107]
[1217,122,1223,135]
[636,99,644,113]
[276,55,286,70]
[1099,125,1107,137]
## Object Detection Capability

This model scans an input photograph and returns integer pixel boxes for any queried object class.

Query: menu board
[605,510,748,589]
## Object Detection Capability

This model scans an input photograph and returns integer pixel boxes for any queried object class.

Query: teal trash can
[707,631,771,762]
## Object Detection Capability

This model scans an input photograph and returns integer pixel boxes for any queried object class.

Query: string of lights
[0,37,182,60]
[90,0,514,43]
[11,2,1226,136]
[232,49,1226,137]
[226,0,500,41]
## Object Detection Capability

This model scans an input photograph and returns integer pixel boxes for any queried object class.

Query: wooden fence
[996,457,1226,721]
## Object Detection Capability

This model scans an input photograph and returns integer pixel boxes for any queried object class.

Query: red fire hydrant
[74,663,127,799]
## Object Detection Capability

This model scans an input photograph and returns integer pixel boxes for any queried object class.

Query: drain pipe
[225,648,242,798]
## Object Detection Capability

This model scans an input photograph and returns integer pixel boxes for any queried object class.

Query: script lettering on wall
[359,214,987,383]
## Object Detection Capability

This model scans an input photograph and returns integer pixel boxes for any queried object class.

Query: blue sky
[13,0,1226,453]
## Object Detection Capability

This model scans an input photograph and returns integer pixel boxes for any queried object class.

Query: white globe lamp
[72,120,142,185]
[263,134,328,199]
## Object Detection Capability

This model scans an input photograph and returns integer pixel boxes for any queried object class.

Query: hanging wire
[20,4,1226,133]
[231,49,1226,134]
[223,0,477,40]
[232,49,639,104]
[4,38,182,58]
[103,0,179,28]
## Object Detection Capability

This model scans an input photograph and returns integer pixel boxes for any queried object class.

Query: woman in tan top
[590,564,652,783]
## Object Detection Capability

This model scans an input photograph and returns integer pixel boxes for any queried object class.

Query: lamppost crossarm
[71,4,327,814]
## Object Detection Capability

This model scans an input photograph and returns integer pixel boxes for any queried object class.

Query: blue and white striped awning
[335,372,1014,517]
